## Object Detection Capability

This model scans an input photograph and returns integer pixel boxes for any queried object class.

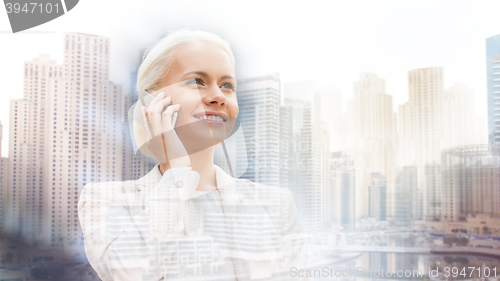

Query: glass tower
[486,33,500,144]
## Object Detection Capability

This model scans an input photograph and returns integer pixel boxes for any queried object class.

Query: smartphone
[140,90,178,128]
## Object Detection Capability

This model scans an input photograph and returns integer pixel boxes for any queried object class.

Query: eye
[220,82,235,91]
[186,78,204,86]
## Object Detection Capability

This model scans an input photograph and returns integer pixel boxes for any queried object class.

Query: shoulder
[78,166,160,211]
[80,179,137,197]
[78,180,136,211]
[80,165,161,200]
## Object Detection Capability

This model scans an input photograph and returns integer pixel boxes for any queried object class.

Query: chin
[176,123,230,155]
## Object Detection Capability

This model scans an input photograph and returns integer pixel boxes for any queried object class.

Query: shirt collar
[135,164,237,194]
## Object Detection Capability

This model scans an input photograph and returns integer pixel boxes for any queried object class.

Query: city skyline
[1,2,500,279]
[1,0,499,158]
[0,29,499,281]
[0,32,495,233]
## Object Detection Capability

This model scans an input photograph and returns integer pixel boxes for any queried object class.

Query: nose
[203,84,226,106]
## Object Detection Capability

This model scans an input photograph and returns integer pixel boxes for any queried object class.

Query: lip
[193,111,228,126]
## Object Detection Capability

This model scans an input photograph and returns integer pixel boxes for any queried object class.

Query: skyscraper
[486,33,500,144]
[314,87,337,225]
[0,122,8,234]
[394,166,418,225]
[315,85,343,151]
[345,73,396,220]
[328,152,357,230]
[368,172,387,222]
[50,33,123,248]
[122,69,156,181]
[236,74,280,187]
[5,33,123,248]
[281,80,326,231]
[399,67,444,222]
[280,98,318,231]
[6,54,62,245]
[442,83,486,150]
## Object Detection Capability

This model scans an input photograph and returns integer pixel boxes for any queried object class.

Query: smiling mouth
[193,113,228,122]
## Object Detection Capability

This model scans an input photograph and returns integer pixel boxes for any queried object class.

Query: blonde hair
[133,29,235,158]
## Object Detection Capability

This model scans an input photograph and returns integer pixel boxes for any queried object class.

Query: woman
[78,29,307,281]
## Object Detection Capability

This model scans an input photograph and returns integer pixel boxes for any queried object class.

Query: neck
[159,147,217,191]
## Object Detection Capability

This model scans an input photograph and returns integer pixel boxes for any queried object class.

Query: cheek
[172,93,198,108]
[228,99,239,117]
[175,98,203,121]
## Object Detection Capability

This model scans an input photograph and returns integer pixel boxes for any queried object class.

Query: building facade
[441,144,500,222]
[486,33,500,144]
[5,33,123,249]
[236,75,280,188]
[399,67,445,222]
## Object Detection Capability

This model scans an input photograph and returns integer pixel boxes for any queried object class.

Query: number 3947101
[5,2,61,14]
[443,267,497,278]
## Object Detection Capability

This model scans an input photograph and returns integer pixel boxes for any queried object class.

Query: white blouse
[78,165,308,281]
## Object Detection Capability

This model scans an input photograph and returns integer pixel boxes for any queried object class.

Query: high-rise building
[5,33,123,248]
[0,122,8,234]
[442,83,486,150]
[394,166,418,225]
[486,33,500,144]
[320,122,331,224]
[236,74,280,187]
[345,73,396,220]
[316,86,343,151]
[441,144,500,222]
[314,88,334,225]
[49,33,123,248]
[401,67,444,165]
[399,67,445,222]
[329,153,356,230]
[122,69,156,181]
[6,54,62,245]
[348,73,396,143]
[121,47,158,180]
[280,80,327,231]
[280,97,319,231]
[368,172,387,222]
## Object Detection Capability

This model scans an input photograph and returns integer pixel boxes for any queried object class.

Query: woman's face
[157,41,238,152]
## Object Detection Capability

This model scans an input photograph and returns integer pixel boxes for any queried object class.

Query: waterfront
[309,231,500,280]
[1,230,500,280]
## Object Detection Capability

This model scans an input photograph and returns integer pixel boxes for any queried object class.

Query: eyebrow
[182,71,235,81]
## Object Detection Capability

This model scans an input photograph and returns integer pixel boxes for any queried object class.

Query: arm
[78,167,200,281]
[78,181,153,281]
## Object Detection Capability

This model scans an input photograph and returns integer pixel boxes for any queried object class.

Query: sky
[0,0,499,157]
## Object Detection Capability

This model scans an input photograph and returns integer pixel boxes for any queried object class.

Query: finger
[161,104,180,132]
[140,106,153,141]
[145,92,165,134]
[149,96,172,136]
[153,96,172,116]
[142,105,167,163]
[147,91,165,112]
[146,94,168,137]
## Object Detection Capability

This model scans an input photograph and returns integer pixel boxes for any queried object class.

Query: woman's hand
[140,91,191,170]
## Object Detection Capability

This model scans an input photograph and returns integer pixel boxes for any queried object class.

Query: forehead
[172,41,234,77]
